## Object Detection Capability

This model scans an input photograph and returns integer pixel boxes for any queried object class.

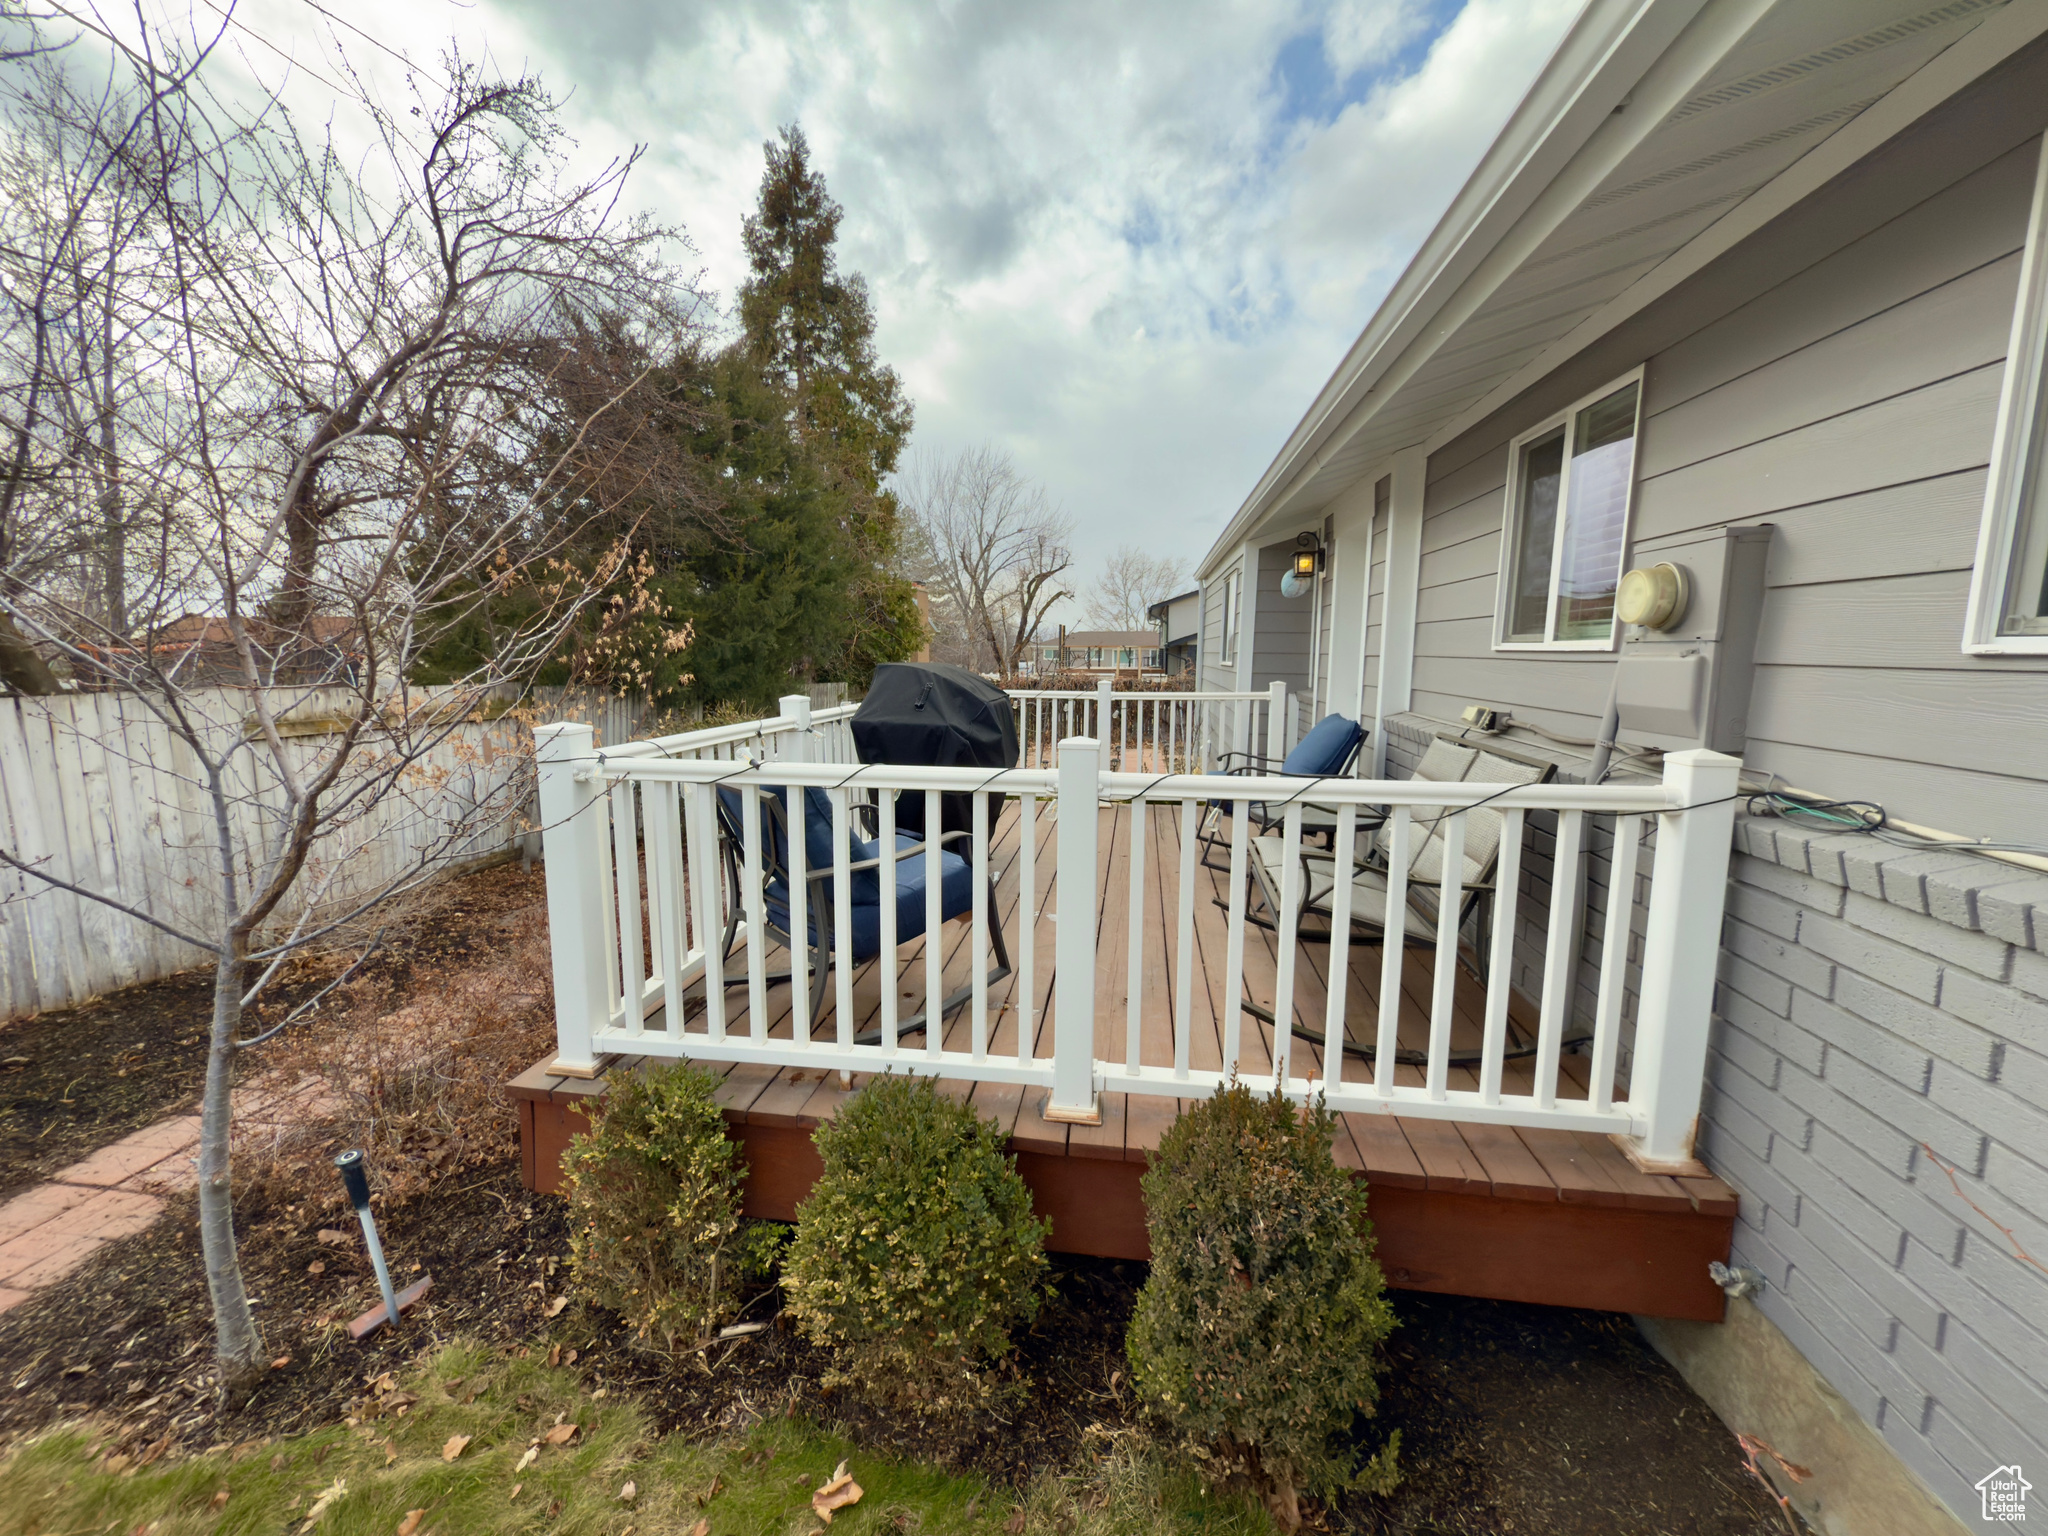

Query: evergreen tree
[738,124,913,488]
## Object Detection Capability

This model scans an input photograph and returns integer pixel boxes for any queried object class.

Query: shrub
[782,1074,1050,1412]
[1127,1083,1398,1528]
[563,1059,777,1352]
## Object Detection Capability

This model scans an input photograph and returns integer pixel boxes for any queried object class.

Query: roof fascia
[1425,0,2048,457]
[1195,0,1715,579]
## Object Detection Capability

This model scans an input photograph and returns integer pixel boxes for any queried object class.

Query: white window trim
[1220,570,1239,663]
[1491,365,1647,653]
[1964,132,2048,656]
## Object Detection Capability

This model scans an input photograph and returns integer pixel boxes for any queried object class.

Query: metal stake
[335,1149,402,1335]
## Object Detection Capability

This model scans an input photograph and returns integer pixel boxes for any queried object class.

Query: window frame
[1491,365,1647,653]
[1964,132,2048,655]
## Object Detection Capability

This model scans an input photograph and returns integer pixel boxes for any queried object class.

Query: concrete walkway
[0,1080,333,1314]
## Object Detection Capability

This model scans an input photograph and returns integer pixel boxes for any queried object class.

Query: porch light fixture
[1279,532,1323,598]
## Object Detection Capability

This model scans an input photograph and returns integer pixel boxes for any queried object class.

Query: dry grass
[240,866,559,1209]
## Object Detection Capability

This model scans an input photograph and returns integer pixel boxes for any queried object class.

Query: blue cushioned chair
[1199,711,1367,870]
[713,784,1011,1041]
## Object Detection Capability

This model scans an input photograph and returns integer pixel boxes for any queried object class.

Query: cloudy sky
[230,0,1581,612]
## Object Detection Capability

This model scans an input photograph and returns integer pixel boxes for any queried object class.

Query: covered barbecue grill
[851,662,1019,838]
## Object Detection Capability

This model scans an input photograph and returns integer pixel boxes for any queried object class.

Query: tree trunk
[199,940,265,1400]
[0,610,61,694]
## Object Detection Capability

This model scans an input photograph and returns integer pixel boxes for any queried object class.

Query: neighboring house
[1026,629,1164,677]
[1146,588,1201,676]
[1192,2,2048,1530]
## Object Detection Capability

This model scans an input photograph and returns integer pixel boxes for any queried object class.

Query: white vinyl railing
[535,694,1738,1170]
[1010,679,1293,772]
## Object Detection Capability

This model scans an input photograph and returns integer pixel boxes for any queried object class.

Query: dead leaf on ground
[515,1447,539,1473]
[316,1229,350,1246]
[546,1344,561,1367]
[509,1483,523,1502]
[383,1439,398,1467]
[270,1356,292,1370]
[618,1480,637,1504]
[813,1460,864,1523]
[685,1520,708,1536]
[543,1296,569,1318]
[300,1477,347,1529]
[1005,1509,1027,1534]
[542,1423,578,1446]
[440,1434,471,1462]
[694,1473,722,1506]
[396,1511,425,1536]
[208,1490,230,1511]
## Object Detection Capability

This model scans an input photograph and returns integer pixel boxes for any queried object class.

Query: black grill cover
[852,663,1019,838]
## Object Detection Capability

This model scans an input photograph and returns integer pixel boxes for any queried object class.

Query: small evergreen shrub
[782,1074,1050,1412]
[563,1060,778,1353]
[1128,1083,1398,1528]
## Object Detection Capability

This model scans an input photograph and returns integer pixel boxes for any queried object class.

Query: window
[1495,370,1645,649]
[1966,133,2048,652]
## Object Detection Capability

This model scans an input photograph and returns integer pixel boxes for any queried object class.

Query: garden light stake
[334,1149,432,1339]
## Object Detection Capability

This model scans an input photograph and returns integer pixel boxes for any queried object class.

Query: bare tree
[898,444,1071,673]
[0,7,702,1396]
[1085,543,1188,630]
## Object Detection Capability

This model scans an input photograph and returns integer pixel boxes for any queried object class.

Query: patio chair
[1197,711,1365,871]
[1240,744,1560,1060]
[712,784,1011,1042]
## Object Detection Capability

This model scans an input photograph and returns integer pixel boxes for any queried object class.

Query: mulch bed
[0,859,547,1203]
[0,1154,1795,1534]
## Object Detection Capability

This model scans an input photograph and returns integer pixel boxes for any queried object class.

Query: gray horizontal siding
[1249,540,1312,701]
[1413,130,2048,846]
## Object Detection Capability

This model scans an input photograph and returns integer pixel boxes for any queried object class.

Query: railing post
[1045,735,1101,1124]
[1266,678,1286,763]
[1625,748,1741,1171]
[535,722,608,1078]
[778,692,812,762]
[1095,678,1112,759]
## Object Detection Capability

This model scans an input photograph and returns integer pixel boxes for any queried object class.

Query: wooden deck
[513,798,1737,1320]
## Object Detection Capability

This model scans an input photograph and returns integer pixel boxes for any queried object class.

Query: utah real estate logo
[1978,1465,2030,1524]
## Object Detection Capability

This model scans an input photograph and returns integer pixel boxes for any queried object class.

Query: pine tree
[738,124,913,489]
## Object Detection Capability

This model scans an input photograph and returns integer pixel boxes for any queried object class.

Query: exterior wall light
[1279,533,1323,598]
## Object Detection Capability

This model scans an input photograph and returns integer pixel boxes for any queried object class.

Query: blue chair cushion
[1205,712,1362,810]
[765,831,973,959]
[1282,712,1364,776]
[714,787,975,960]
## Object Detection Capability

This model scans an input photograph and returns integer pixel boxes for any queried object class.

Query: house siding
[1377,68,2048,1531]
[1360,481,1389,727]
[1249,540,1312,702]
[1413,133,2048,848]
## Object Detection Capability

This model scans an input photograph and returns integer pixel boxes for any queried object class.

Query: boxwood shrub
[562,1059,777,1353]
[782,1073,1049,1412]
[1127,1082,1398,1527]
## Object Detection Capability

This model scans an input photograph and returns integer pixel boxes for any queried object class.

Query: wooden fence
[0,685,641,1021]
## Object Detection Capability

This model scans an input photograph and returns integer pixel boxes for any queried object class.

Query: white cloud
[226,0,1581,611]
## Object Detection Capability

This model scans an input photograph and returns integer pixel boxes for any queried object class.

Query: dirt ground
[0,859,552,1203]
[0,863,1802,1535]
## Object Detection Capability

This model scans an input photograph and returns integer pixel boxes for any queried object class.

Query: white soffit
[1210,0,2025,568]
